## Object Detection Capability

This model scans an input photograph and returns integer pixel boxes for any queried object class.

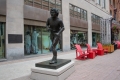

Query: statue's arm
[58,20,65,35]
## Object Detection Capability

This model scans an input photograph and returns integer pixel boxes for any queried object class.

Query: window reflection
[78,8,81,18]
[24,26,41,55]
[34,0,42,8]
[42,0,49,10]
[41,28,50,53]
[84,10,87,20]
[70,30,87,49]
[0,22,5,58]
[92,32,100,47]
[56,0,62,13]
[70,4,74,17]
[25,0,33,6]
[69,4,87,21]
[24,25,62,55]
[91,13,101,25]
[96,0,100,5]
[50,0,56,9]
[25,0,62,13]
[74,7,78,18]
[81,9,84,19]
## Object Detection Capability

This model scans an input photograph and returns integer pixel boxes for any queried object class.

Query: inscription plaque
[8,34,22,43]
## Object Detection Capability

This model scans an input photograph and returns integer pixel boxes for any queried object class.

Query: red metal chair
[115,41,120,49]
[75,44,89,60]
[97,43,108,56]
[86,44,97,59]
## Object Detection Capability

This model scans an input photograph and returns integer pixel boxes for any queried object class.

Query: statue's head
[50,8,59,18]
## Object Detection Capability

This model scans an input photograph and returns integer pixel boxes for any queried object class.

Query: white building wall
[5,0,111,55]
[62,0,110,50]
[6,0,24,60]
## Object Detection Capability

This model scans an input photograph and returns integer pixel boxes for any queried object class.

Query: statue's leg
[52,36,59,56]
[50,33,54,51]
[49,35,59,64]
[59,35,62,50]
[49,33,54,63]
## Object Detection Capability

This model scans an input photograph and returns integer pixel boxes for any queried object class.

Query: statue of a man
[46,8,65,64]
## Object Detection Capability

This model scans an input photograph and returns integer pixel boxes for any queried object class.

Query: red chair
[75,44,89,60]
[97,43,108,56]
[86,44,97,59]
[115,41,120,49]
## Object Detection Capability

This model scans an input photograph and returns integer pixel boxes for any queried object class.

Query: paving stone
[0,49,120,80]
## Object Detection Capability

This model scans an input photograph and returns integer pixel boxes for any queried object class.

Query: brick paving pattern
[0,49,120,80]
[66,50,120,80]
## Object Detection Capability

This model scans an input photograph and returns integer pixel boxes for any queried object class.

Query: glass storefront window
[70,30,87,49]
[24,25,42,55]
[0,22,5,59]
[35,27,42,54]
[92,32,100,47]
[41,28,50,53]
[24,25,62,55]
[78,32,87,47]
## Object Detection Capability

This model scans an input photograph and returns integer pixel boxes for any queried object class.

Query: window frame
[24,0,62,14]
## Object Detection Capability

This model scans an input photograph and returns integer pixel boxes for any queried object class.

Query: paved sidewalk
[0,49,120,80]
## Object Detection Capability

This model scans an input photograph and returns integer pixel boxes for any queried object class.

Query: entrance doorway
[0,22,5,59]
[92,32,100,47]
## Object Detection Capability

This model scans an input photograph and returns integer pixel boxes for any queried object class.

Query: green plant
[112,26,119,33]
[102,44,112,46]
[112,26,117,29]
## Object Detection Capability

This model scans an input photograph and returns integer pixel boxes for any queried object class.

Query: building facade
[0,0,110,60]
[109,0,120,41]
[109,0,120,22]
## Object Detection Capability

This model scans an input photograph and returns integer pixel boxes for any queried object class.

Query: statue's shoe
[49,60,57,64]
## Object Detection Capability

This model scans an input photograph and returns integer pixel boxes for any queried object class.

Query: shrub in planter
[102,44,114,53]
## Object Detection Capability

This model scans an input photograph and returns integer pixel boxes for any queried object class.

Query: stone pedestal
[30,60,75,80]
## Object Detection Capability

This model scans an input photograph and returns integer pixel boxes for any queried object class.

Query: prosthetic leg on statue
[49,37,59,64]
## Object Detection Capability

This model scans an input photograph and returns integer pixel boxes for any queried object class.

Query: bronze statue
[46,8,65,64]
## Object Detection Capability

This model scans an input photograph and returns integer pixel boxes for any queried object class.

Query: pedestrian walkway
[0,49,120,80]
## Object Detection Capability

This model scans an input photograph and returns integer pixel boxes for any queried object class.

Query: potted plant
[102,44,114,53]
[111,26,119,34]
